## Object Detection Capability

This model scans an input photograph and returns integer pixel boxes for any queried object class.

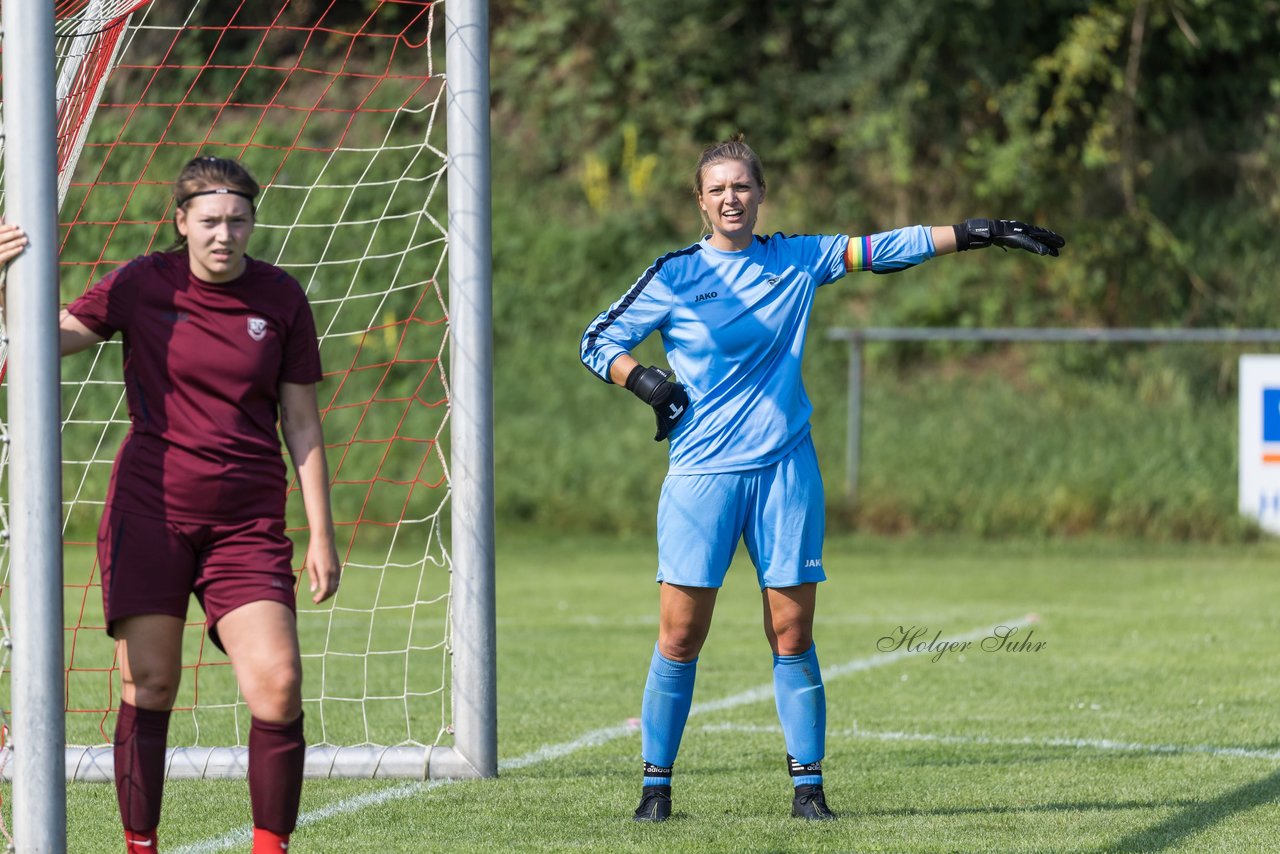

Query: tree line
[490,0,1280,332]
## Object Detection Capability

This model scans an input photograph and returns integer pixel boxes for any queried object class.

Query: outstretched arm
[847,219,1063,274]
[931,226,958,256]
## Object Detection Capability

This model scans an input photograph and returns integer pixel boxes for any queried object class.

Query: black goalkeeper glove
[625,364,690,442]
[953,218,1065,257]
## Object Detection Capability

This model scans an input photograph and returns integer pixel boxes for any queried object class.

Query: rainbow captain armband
[846,226,937,274]
[844,234,873,272]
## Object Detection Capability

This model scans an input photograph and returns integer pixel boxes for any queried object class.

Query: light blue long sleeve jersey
[580,226,936,474]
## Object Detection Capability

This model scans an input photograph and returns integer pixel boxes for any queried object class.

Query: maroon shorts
[97,506,297,651]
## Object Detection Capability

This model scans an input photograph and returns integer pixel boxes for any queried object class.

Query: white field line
[175,615,1032,853]
[699,723,1280,763]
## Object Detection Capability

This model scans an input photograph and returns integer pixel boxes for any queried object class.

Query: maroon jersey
[67,252,323,522]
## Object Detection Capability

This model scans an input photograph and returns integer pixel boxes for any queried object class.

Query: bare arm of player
[0,224,108,356]
[931,225,958,256]
[610,352,640,386]
[280,380,341,604]
[58,311,107,356]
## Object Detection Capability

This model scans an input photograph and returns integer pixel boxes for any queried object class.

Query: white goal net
[0,0,491,784]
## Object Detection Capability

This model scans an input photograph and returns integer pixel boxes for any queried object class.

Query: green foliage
[491,0,1280,327]
[817,359,1261,541]
[485,0,1280,539]
[30,3,1280,539]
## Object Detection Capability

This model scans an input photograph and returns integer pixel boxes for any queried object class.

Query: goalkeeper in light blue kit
[579,137,1064,822]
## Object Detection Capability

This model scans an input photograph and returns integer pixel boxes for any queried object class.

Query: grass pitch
[42,533,1280,851]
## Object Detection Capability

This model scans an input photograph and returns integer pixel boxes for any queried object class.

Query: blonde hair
[692,135,766,198]
[692,136,766,236]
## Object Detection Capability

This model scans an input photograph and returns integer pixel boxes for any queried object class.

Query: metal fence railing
[827,327,1280,501]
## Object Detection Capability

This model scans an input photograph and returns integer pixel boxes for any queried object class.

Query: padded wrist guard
[625,364,690,442]
[626,364,671,405]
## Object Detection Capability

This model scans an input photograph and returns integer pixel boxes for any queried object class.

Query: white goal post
[0,4,494,845]
[2,0,68,848]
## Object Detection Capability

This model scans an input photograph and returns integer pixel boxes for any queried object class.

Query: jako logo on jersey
[694,291,718,303]
[804,559,822,568]
[766,276,781,287]
[247,317,268,341]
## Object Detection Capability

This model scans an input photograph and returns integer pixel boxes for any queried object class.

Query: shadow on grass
[859,774,1280,851]
[1105,767,1280,852]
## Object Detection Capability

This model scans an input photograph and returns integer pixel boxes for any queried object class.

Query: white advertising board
[1239,356,1280,533]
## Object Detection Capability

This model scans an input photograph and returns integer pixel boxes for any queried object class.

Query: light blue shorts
[656,434,826,590]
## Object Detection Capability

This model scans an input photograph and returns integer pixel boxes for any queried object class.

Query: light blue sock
[773,644,826,787]
[640,644,697,786]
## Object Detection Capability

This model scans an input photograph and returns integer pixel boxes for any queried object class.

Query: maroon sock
[114,701,171,833]
[249,714,306,835]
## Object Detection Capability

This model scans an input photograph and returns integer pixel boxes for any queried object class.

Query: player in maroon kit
[1,157,340,853]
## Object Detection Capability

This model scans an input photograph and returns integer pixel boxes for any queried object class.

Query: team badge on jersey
[247,317,268,341]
